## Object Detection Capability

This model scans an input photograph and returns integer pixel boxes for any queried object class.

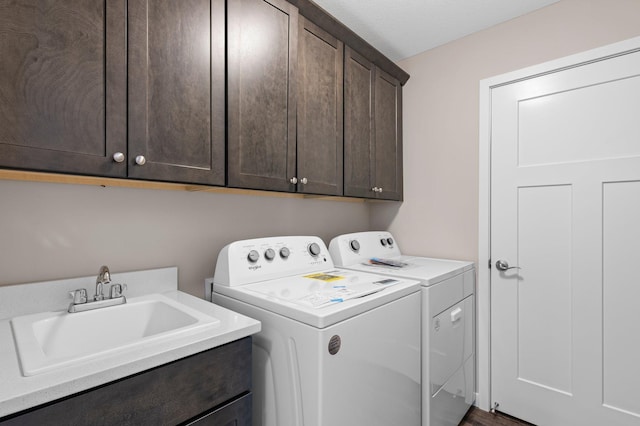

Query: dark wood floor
[460,406,535,426]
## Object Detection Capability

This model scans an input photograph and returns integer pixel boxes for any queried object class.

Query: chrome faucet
[68,265,127,313]
[95,265,111,301]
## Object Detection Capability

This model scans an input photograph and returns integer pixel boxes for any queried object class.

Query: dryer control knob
[247,250,259,263]
[264,248,275,261]
[387,237,394,246]
[380,239,387,246]
[279,247,290,259]
[308,242,321,256]
[349,240,360,252]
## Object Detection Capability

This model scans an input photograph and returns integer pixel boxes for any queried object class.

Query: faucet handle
[69,288,88,304]
[109,283,127,299]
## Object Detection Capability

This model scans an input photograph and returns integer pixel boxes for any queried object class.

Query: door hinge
[488,258,492,269]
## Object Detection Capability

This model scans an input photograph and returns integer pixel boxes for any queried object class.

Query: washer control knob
[386,237,394,246]
[247,250,259,263]
[264,248,275,261]
[380,239,387,246]
[279,247,290,259]
[349,240,360,252]
[308,242,321,256]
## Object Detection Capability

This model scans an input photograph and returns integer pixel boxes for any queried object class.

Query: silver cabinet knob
[290,177,298,184]
[135,155,146,165]
[300,177,308,184]
[495,260,521,271]
[378,187,383,193]
[372,187,379,192]
[112,152,125,163]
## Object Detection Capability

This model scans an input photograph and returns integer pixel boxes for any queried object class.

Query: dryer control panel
[329,231,401,267]
[213,236,333,287]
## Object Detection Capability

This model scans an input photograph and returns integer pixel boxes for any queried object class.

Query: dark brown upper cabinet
[0,0,127,177]
[344,47,403,201]
[295,17,344,196]
[227,0,299,192]
[127,0,225,185]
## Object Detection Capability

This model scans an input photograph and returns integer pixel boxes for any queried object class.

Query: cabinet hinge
[488,258,492,269]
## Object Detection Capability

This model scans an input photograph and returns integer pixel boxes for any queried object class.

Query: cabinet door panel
[0,0,126,176]
[343,47,374,198]
[374,69,403,200]
[297,18,343,196]
[228,0,298,191]
[128,0,225,185]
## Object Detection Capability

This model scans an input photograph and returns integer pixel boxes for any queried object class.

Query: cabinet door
[0,0,126,177]
[343,47,374,198]
[296,17,343,196]
[227,0,298,192]
[374,68,403,201]
[128,0,225,185]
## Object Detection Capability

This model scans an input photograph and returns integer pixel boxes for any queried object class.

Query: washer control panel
[214,236,333,286]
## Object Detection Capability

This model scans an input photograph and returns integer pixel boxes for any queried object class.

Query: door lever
[495,260,521,271]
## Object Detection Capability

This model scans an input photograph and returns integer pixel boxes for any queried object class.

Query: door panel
[518,75,640,167]
[374,69,402,200]
[296,17,343,196]
[516,185,572,394]
[602,181,640,417]
[128,0,225,185]
[227,0,298,191]
[343,47,374,198]
[491,49,640,425]
[0,0,126,176]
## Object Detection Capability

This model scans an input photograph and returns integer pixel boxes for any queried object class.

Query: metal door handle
[495,260,521,271]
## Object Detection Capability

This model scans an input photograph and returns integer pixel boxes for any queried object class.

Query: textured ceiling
[311,0,560,61]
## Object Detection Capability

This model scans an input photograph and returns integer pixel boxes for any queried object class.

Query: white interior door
[490,49,640,426]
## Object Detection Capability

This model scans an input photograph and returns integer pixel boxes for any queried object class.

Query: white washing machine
[329,231,475,426]
[206,236,422,426]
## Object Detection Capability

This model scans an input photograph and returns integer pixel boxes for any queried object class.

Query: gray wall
[0,179,369,296]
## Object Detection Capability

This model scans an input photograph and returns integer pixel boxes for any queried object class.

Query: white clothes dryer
[206,236,422,426]
[329,231,475,426]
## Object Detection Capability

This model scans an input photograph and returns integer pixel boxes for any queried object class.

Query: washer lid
[213,269,420,328]
[339,256,474,286]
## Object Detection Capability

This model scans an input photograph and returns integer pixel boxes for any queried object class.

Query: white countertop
[0,268,261,418]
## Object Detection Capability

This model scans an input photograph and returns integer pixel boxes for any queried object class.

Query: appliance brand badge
[248,265,262,271]
[328,335,341,355]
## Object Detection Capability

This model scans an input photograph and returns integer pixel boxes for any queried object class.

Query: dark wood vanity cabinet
[0,0,225,185]
[0,337,252,426]
[0,0,127,177]
[227,0,299,192]
[344,47,403,201]
[127,0,226,185]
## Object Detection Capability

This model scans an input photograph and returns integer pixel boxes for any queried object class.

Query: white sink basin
[11,293,220,376]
